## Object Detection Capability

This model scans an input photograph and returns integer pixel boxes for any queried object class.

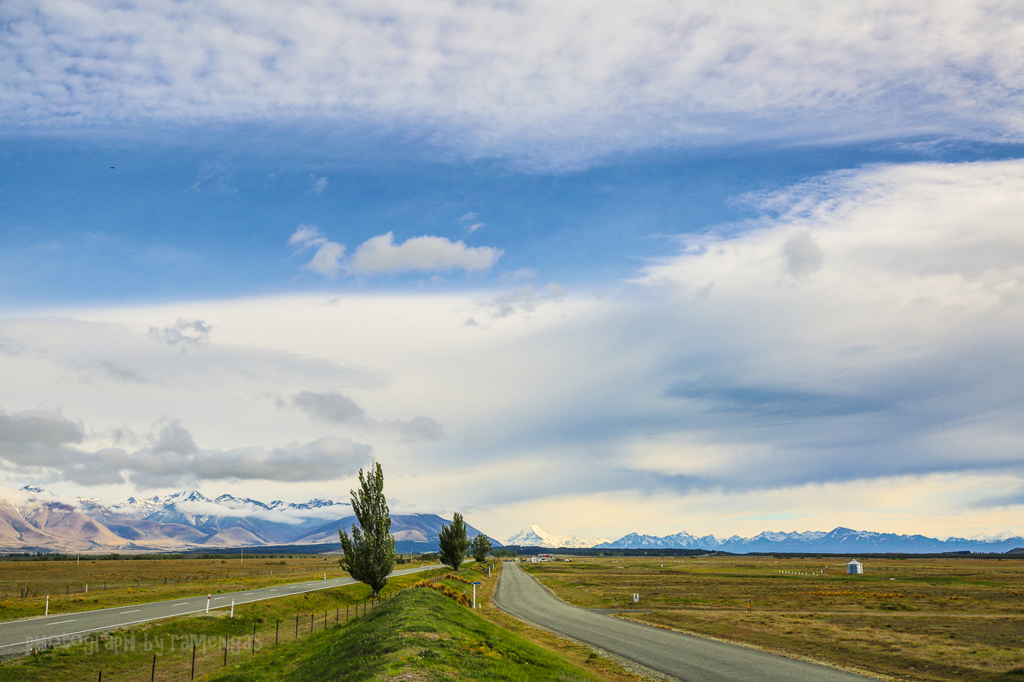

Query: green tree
[470,533,492,562]
[338,463,395,596]
[438,512,470,570]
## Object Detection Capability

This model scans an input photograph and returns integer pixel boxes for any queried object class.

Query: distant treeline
[499,546,1024,559]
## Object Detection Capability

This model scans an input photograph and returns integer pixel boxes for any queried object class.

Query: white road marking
[173,602,189,606]
[244,592,253,595]
[48,620,76,625]
[120,610,141,614]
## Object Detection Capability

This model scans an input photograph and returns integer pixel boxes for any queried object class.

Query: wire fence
[82,594,392,682]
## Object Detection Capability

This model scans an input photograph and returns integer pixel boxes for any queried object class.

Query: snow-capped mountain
[0,487,497,553]
[597,527,1024,553]
[506,524,610,549]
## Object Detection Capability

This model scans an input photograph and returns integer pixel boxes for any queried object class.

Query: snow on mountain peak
[506,524,610,549]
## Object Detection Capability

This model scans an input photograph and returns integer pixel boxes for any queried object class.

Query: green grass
[206,587,601,682]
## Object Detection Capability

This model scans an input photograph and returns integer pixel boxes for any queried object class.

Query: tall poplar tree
[438,512,470,570]
[338,462,395,596]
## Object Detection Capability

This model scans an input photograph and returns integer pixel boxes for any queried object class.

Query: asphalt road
[494,562,876,682]
[0,564,437,655]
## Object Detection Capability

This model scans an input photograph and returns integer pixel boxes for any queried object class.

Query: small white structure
[846,559,864,575]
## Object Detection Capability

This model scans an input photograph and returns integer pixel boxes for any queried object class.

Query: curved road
[0,564,437,656]
[495,562,875,682]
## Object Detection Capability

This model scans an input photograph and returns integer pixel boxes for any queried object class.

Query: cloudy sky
[2,0,1024,543]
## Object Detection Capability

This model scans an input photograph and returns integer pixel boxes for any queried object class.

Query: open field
[0,554,430,623]
[522,555,1024,682]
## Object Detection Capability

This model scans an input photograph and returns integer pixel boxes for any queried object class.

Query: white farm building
[846,559,864,575]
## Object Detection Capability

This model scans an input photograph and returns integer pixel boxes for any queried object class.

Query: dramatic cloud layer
[3,1,1023,164]
[0,410,371,487]
[1,159,1022,539]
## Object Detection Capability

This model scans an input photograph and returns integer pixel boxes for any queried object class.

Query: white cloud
[458,212,484,233]
[4,2,1023,165]
[288,227,500,278]
[347,232,501,275]
[149,319,212,349]
[310,177,328,195]
[288,224,327,248]
[289,224,345,278]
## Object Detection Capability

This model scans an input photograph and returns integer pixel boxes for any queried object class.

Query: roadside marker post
[230,599,235,618]
[206,594,211,614]
[472,582,481,609]
[45,595,49,616]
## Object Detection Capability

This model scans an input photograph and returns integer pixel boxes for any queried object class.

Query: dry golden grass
[0,554,430,622]
[522,555,1024,682]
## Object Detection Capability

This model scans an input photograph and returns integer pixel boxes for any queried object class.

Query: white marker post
[45,596,49,616]
[206,594,211,614]
[230,600,235,618]
[324,572,326,580]
[472,582,481,609]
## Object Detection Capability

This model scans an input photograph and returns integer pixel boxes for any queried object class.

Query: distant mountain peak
[506,523,610,549]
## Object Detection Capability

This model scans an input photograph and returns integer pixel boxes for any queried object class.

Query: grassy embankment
[205,579,604,682]
[523,555,1024,682]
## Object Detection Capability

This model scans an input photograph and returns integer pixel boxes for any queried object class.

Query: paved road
[0,564,437,655]
[495,562,875,682]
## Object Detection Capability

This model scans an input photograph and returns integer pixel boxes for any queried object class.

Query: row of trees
[338,463,493,596]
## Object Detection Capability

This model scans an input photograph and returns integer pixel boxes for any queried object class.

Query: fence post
[223,636,228,666]
[252,625,256,654]
[276,619,279,645]
[150,653,156,682]
[191,644,196,680]
[310,613,314,633]
[295,614,298,637]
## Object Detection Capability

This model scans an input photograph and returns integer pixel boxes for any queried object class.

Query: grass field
[522,555,1024,682]
[0,554,431,623]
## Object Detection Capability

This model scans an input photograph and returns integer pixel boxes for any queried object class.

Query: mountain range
[594,527,1024,554]
[0,487,493,554]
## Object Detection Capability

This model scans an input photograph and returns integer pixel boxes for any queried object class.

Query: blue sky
[2,1,1024,542]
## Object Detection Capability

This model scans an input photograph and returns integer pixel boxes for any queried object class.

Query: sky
[2,0,1024,544]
